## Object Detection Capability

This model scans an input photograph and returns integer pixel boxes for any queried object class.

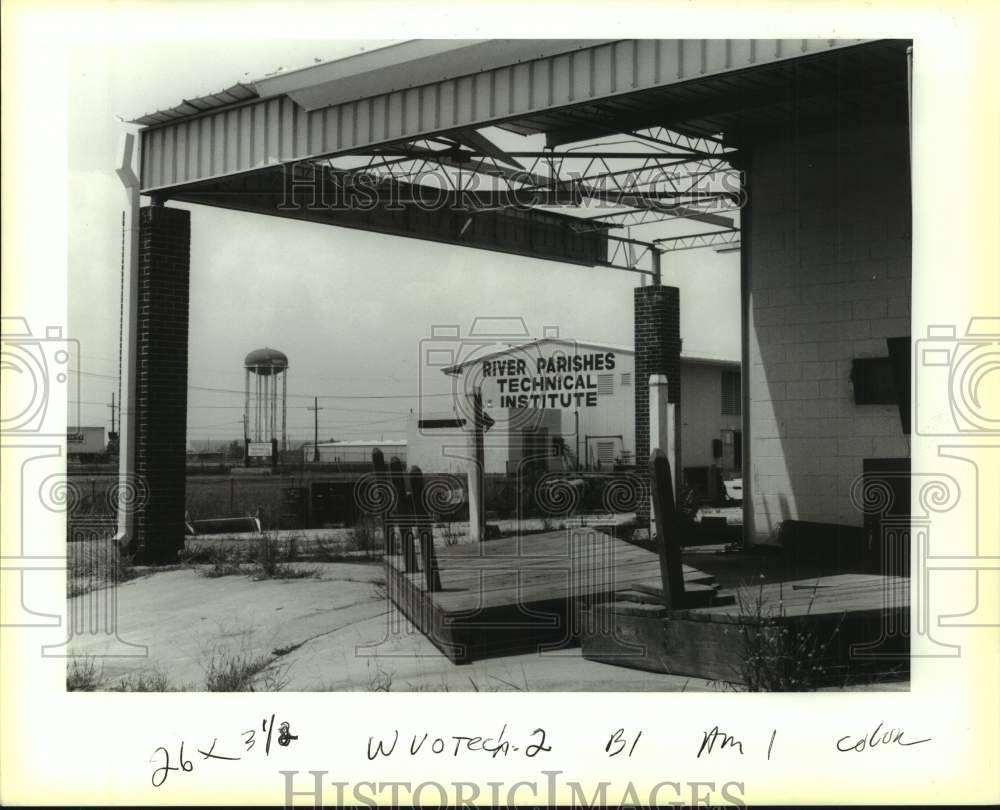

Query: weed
[313,534,345,561]
[182,541,246,577]
[251,561,318,581]
[202,647,272,691]
[437,522,463,547]
[67,539,140,597]
[250,532,283,576]
[367,660,394,692]
[67,657,102,691]
[193,533,317,580]
[346,515,382,558]
[733,579,842,691]
[257,663,292,692]
[112,668,170,692]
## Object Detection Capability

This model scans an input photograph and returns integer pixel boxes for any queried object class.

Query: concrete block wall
[634,285,681,518]
[133,205,191,563]
[746,114,911,541]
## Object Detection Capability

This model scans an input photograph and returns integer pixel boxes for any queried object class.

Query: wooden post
[467,389,486,543]
[409,465,442,592]
[389,456,418,572]
[372,448,391,554]
[650,449,685,609]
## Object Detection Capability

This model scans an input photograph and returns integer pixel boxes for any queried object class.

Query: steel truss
[287,124,742,275]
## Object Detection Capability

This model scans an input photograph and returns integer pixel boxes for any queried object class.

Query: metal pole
[244,367,250,442]
[255,372,261,441]
[114,132,141,548]
[281,369,287,452]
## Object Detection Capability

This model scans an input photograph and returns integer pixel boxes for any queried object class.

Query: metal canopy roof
[131,38,910,275]
[131,82,258,127]
[136,38,881,192]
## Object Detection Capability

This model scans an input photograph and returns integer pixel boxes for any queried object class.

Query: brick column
[634,285,681,522]
[133,205,190,564]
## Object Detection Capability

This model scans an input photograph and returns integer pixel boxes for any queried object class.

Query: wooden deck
[384,528,725,663]
[378,451,909,683]
[581,572,911,685]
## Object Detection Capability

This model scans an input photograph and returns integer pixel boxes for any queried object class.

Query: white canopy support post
[114,131,140,550]
[649,373,676,537]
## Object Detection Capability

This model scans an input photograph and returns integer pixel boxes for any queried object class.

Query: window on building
[721,369,741,415]
[620,372,632,387]
[597,373,615,395]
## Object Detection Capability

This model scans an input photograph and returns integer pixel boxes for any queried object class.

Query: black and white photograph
[2,2,998,806]
[59,35,915,693]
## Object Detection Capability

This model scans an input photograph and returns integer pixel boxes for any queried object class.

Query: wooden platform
[385,528,725,663]
[580,573,911,685]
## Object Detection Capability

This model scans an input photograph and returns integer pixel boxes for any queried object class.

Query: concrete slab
[67,564,721,692]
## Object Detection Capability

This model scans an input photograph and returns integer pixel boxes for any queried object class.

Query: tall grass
[182,534,317,580]
[68,540,140,597]
[202,645,290,691]
[67,657,102,691]
[734,579,842,691]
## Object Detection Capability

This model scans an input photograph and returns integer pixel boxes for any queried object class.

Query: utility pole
[307,397,322,463]
[107,392,119,457]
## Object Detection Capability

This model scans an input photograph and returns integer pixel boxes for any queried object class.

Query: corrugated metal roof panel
[137,39,879,192]
[130,82,258,126]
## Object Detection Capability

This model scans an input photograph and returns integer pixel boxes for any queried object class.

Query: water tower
[244,347,288,464]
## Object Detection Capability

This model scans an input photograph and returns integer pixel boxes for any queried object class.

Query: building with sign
[67,426,106,459]
[408,338,740,483]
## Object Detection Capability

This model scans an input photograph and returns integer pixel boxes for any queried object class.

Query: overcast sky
[67,39,740,445]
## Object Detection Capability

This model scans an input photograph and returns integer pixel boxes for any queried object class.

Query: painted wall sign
[484,351,617,409]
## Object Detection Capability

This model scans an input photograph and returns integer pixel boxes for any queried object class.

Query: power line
[70,370,452,400]
[81,352,410,384]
